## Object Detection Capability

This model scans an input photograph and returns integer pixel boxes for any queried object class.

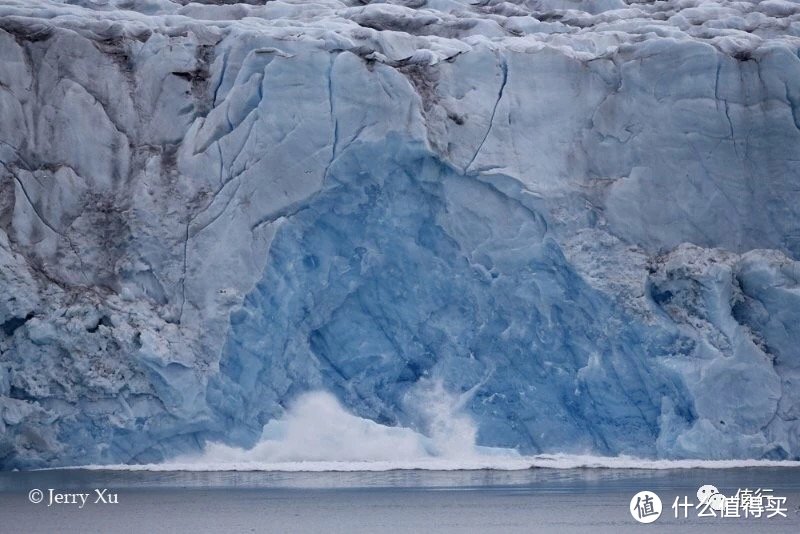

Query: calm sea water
[0,468,798,533]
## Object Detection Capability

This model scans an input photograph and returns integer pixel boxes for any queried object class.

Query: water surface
[1,468,798,533]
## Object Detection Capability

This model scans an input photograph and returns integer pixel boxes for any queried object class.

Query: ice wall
[0,0,799,468]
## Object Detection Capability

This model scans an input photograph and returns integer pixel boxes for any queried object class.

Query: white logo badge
[630,490,663,523]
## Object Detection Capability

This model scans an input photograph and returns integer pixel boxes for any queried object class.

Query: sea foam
[80,390,800,472]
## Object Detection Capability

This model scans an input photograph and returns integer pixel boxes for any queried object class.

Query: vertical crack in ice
[714,58,739,159]
[212,47,228,107]
[179,218,190,321]
[248,55,341,234]
[465,54,508,174]
[324,53,339,184]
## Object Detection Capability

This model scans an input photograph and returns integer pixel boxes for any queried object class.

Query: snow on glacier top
[2,0,800,63]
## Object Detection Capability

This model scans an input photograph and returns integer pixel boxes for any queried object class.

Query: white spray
[168,380,524,469]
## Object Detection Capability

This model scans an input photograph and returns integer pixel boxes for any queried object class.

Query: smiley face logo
[697,484,719,504]
[707,493,725,512]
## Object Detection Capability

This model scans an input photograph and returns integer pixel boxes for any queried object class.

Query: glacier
[0,0,799,469]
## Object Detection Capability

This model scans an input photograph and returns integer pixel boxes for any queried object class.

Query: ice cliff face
[1,0,800,468]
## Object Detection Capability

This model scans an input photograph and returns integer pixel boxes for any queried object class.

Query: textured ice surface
[0,0,799,468]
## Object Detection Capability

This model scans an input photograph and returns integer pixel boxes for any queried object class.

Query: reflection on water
[2,467,799,493]
[2,468,799,533]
